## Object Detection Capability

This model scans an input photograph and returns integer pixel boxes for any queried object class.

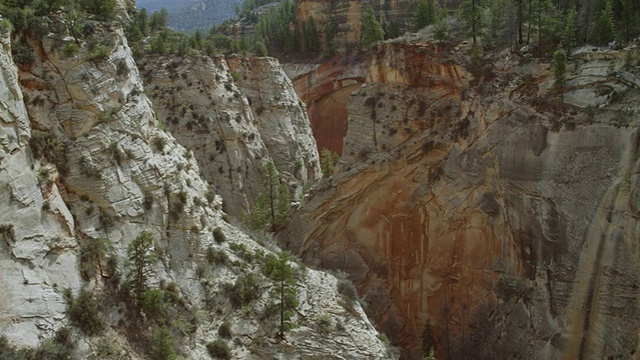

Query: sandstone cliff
[283,38,640,359]
[140,54,320,217]
[0,14,389,360]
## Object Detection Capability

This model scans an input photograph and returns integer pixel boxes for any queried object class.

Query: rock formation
[283,37,640,359]
[0,13,389,359]
[140,54,320,217]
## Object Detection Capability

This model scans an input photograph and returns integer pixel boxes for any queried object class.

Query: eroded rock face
[285,53,370,155]
[141,54,320,217]
[283,40,640,359]
[0,17,389,359]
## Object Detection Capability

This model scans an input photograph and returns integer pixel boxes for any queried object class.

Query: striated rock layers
[283,39,640,359]
[0,17,389,359]
[141,54,320,217]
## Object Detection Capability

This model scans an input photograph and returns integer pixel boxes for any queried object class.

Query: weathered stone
[283,38,640,359]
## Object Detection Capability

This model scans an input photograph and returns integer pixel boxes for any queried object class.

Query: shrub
[207,339,231,360]
[150,327,177,360]
[206,247,228,265]
[79,237,110,281]
[86,43,110,62]
[66,290,104,336]
[0,336,31,360]
[140,289,167,321]
[35,327,75,359]
[62,42,80,57]
[79,0,117,21]
[316,313,332,333]
[0,223,15,243]
[218,321,232,339]
[226,273,261,309]
[337,278,358,302]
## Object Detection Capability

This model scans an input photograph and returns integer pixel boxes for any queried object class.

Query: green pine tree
[552,49,567,103]
[361,5,385,49]
[262,252,298,340]
[591,0,615,45]
[126,230,158,305]
[320,149,340,178]
[458,0,483,44]
[562,6,577,48]
[433,4,449,42]
[413,0,436,31]
[248,162,290,231]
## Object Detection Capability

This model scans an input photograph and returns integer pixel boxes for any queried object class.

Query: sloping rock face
[0,17,389,359]
[141,54,320,217]
[284,39,640,359]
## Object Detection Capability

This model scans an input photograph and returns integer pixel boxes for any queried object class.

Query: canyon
[1,0,640,359]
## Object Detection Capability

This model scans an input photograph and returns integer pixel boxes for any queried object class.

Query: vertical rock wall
[283,40,640,359]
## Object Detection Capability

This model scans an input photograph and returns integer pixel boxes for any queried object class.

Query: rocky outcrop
[141,54,320,217]
[0,15,388,360]
[283,39,640,359]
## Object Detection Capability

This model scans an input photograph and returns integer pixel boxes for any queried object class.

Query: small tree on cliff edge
[361,5,384,50]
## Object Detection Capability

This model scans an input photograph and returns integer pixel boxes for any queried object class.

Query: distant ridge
[137,0,244,32]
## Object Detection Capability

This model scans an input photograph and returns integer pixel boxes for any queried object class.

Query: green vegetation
[336,274,358,302]
[79,237,111,281]
[218,321,232,339]
[361,5,384,50]
[207,339,231,359]
[592,0,615,45]
[552,49,567,103]
[262,252,298,339]
[126,230,158,307]
[150,327,177,360]
[65,289,104,336]
[422,321,435,358]
[226,272,261,309]
[320,149,339,178]
[35,327,76,359]
[0,223,15,243]
[413,0,436,31]
[246,162,290,231]
[458,0,482,44]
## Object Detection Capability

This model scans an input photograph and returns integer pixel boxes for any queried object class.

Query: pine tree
[552,49,567,103]
[248,162,290,231]
[263,252,298,340]
[591,0,615,45]
[433,3,449,42]
[385,19,401,39]
[562,6,577,48]
[320,149,340,178]
[413,0,436,31]
[307,16,320,51]
[458,0,483,44]
[126,230,158,305]
[534,0,560,54]
[361,5,385,49]
[514,0,526,44]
